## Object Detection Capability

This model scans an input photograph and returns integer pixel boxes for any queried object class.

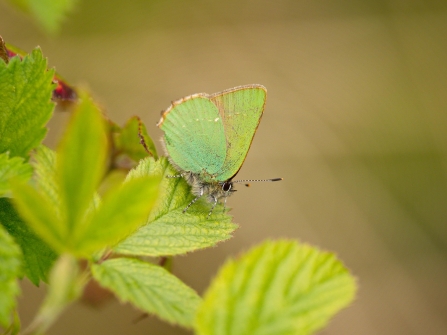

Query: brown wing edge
[208,84,267,99]
[156,92,210,128]
[155,84,267,128]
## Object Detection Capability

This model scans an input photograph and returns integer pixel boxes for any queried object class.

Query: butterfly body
[179,170,235,203]
[157,84,270,215]
[161,143,236,207]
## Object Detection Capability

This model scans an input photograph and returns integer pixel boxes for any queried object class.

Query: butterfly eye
[222,181,232,192]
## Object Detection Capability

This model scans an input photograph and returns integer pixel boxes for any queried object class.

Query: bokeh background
[2,0,447,334]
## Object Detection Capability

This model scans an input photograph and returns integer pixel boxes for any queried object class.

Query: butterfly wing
[209,85,267,181]
[158,94,227,177]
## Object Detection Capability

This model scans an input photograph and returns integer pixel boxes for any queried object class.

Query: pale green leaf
[10,94,111,257]
[0,48,55,158]
[31,145,59,209]
[91,258,202,328]
[7,0,77,34]
[0,224,21,328]
[57,92,108,235]
[195,240,357,335]
[114,157,237,257]
[0,198,57,286]
[71,176,160,256]
[0,153,32,196]
[11,180,66,253]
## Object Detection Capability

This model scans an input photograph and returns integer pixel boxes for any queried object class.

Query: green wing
[209,85,267,181]
[158,95,226,176]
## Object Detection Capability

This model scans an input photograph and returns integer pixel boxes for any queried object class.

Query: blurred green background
[2,0,447,334]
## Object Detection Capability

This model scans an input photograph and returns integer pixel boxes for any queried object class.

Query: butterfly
[157,84,282,217]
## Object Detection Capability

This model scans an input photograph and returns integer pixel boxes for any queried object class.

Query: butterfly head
[202,179,237,203]
[221,180,236,194]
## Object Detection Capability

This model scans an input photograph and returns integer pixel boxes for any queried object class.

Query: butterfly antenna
[232,177,282,187]
[233,178,283,183]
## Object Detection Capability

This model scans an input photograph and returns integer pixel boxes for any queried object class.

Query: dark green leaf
[195,240,357,335]
[0,224,21,328]
[0,48,55,158]
[0,198,56,285]
[92,258,202,328]
[114,158,237,257]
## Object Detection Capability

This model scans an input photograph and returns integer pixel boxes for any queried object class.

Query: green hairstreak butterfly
[157,84,282,217]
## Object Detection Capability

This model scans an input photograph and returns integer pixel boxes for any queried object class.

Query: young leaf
[11,94,115,257]
[31,145,60,210]
[0,198,57,285]
[0,224,21,328]
[0,48,55,158]
[114,116,158,161]
[91,258,202,328]
[195,240,357,335]
[56,92,108,234]
[113,157,237,257]
[6,0,77,34]
[11,180,66,253]
[71,175,160,256]
[0,153,32,196]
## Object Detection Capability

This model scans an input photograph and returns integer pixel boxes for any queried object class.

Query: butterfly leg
[183,188,203,213]
[207,196,218,219]
[167,171,189,178]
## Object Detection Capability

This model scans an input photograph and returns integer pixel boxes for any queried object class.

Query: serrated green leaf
[114,116,158,161]
[71,176,160,256]
[91,258,202,328]
[0,48,55,158]
[0,198,57,286]
[114,157,237,257]
[195,240,357,335]
[57,92,108,235]
[7,0,77,34]
[0,224,21,328]
[0,153,32,196]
